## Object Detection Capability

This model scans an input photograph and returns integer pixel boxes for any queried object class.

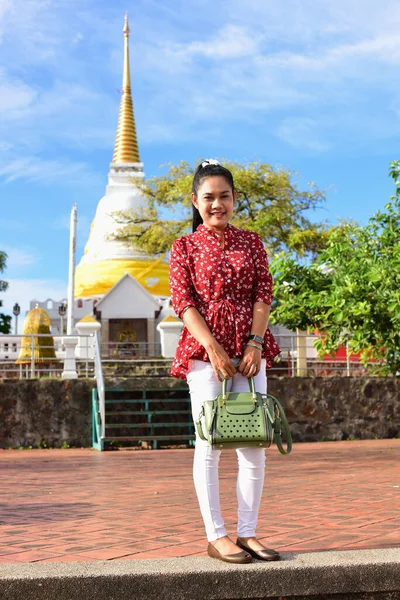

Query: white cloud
[52,213,92,243]
[0,78,115,152]
[2,246,38,269]
[0,0,74,64]
[186,25,263,59]
[0,218,26,231]
[1,0,400,162]
[226,0,400,44]
[0,68,37,115]
[71,32,84,46]
[0,4,118,165]
[0,0,13,42]
[125,8,400,144]
[256,34,400,85]
[276,117,331,152]
[0,155,100,186]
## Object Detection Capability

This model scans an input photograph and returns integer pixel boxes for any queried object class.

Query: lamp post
[58,303,67,335]
[12,303,20,334]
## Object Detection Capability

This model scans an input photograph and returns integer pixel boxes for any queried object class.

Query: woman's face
[192,175,235,233]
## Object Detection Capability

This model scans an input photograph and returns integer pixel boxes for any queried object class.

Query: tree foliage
[271,162,400,375]
[0,251,11,334]
[111,160,332,258]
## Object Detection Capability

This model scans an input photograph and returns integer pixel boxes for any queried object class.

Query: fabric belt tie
[207,298,236,342]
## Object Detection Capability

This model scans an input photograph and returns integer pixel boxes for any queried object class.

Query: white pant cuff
[207,530,227,542]
[237,530,256,538]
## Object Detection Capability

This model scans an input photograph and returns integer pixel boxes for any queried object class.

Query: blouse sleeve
[252,233,273,306]
[169,239,197,319]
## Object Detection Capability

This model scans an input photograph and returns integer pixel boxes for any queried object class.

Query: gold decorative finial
[112,13,140,164]
[124,12,129,36]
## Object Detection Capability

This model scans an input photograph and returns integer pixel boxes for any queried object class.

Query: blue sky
[1,0,400,323]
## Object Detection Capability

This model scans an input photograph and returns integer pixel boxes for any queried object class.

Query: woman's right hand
[181,307,236,381]
[206,340,237,382]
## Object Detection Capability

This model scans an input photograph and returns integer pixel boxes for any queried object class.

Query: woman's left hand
[237,345,262,378]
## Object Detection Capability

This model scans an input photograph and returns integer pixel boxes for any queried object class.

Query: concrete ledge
[1,548,400,600]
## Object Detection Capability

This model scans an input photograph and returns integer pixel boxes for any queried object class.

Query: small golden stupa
[16,306,58,365]
[74,14,169,299]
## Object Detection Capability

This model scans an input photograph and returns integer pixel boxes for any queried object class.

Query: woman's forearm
[182,307,217,351]
[250,301,270,339]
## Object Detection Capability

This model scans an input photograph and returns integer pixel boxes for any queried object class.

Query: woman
[169,159,281,564]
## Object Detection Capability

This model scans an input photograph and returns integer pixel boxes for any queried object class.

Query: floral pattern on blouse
[169,223,281,380]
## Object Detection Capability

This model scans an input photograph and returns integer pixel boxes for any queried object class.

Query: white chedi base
[82,163,152,263]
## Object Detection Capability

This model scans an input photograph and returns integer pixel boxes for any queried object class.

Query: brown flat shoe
[207,542,252,564]
[236,538,280,561]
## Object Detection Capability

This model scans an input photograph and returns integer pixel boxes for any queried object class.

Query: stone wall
[0,379,95,449]
[0,377,399,448]
[268,377,400,442]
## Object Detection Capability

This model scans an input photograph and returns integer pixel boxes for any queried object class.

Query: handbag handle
[222,376,257,400]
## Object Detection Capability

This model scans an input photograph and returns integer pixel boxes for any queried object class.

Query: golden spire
[112,13,140,163]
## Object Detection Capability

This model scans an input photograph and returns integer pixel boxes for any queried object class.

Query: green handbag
[195,377,292,455]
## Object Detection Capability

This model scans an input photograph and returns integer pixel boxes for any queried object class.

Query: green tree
[111,160,332,258]
[0,251,11,334]
[271,162,400,375]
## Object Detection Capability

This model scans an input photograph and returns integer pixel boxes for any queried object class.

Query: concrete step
[101,359,173,379]
[1,549,400,600]
[102,376,188,391]
[105,434,195,442]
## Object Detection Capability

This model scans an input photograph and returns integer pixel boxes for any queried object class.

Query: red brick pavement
[0,440,399,563]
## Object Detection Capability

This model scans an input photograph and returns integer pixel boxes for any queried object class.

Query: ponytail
[192,205,203,232]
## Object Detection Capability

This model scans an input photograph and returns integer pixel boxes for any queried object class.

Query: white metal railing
[100,341,162,358]
[270,332,373,376]
[0,334,95,379]
[0,332,377,379]
[94,330,105,439]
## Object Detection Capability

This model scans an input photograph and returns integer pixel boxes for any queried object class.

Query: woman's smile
[192,175,236,233]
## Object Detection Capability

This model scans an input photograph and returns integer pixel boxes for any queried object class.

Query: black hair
[191,161,235,232]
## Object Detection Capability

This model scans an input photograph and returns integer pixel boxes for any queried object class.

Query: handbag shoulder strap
[195,405,217,442]
[267,394,292,455]
[195,417,207,441]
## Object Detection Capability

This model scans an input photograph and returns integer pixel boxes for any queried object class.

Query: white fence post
[62,337,78,379]
[30,335,35,378]
[296,329,308,376]
[157,317,183,358]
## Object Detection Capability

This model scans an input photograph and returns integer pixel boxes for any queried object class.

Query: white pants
[187,359,267,542]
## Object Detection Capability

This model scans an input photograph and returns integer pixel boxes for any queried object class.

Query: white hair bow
[201,159,220,167]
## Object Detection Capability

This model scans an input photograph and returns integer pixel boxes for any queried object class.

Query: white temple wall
[96,278,159,320]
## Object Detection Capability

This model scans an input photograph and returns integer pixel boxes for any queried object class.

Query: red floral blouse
[169,223,281,380]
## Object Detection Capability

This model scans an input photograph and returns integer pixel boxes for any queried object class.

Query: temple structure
[74,14,169,301]
[72,14,173,354]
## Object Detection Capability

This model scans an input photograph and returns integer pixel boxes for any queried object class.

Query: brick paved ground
[0,440,399,563]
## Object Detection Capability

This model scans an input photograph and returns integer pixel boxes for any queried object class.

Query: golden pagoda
[16,306,58,365]
[112,15,140,164]
[74,14,170,299]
